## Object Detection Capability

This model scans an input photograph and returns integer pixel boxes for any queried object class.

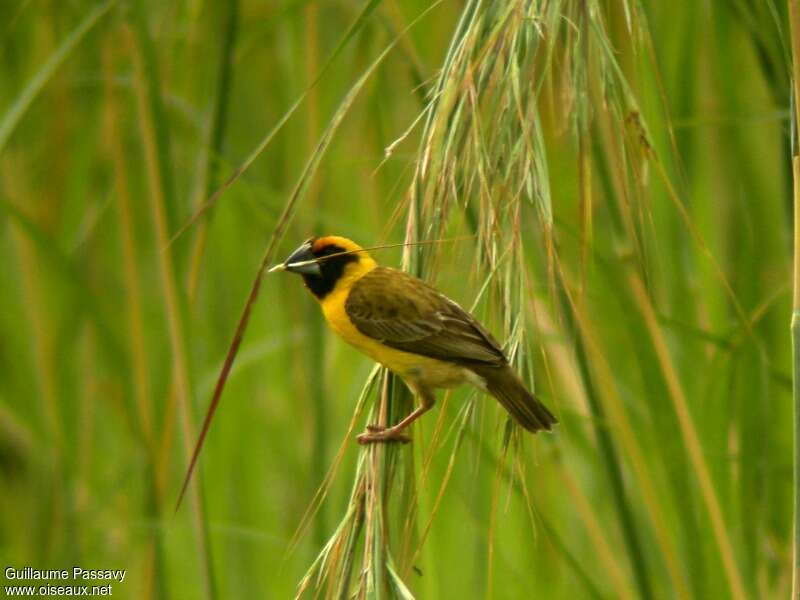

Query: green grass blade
[0,0,116,154]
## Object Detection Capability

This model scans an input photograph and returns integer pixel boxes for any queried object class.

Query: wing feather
[345,267,505,365]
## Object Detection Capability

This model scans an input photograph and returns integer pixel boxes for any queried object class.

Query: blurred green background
[0,1,794,598]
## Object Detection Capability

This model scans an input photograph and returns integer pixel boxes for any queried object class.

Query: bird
[270,235,557,444]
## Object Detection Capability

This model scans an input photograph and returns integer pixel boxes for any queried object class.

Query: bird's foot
[356,424,411,445]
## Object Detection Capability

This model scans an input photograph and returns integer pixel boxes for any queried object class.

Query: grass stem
[126,12,218,599]
[788,2,800,596]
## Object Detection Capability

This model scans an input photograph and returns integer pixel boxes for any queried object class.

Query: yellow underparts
[317,259,474,396]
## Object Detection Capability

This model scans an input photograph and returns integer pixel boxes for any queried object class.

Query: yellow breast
[318,262,469,391]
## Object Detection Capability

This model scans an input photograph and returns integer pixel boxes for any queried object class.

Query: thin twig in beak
[284,259,319,269]
[268,263,287,273]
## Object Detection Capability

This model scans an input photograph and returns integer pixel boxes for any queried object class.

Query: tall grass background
[0,1,795,598]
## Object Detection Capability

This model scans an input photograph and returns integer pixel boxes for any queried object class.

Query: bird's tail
[471,364,557,433]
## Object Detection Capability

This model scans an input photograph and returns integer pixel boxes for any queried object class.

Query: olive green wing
[344,267,506,365]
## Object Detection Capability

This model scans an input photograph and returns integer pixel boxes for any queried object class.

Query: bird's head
[271,236,378,299]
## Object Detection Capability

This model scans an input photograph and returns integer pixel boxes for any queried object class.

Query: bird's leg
[357,390,434,445]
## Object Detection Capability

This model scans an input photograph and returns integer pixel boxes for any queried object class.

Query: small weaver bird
[271,236,557,444]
